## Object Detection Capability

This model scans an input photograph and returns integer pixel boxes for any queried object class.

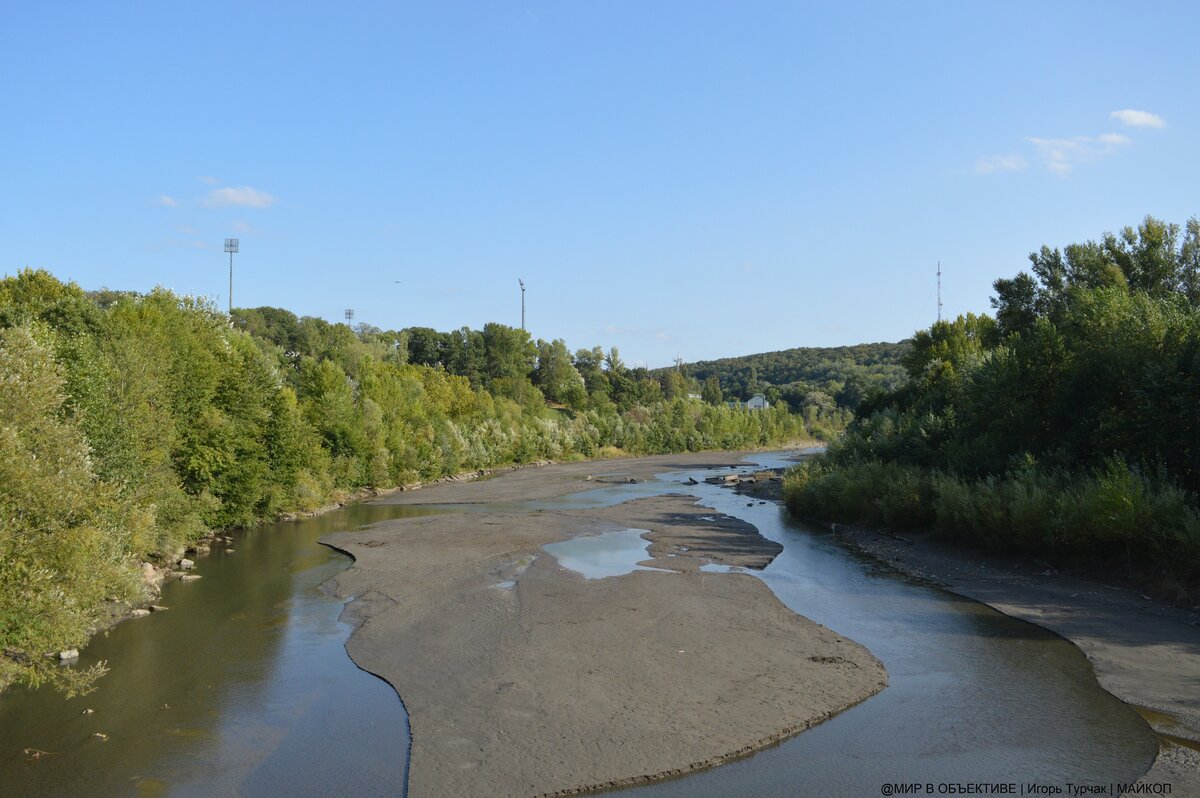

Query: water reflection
[543,528,673,580]
[0,504,440,797]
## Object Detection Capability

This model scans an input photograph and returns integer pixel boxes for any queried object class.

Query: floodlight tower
[519,278,526,331]
[345,308,355,323]
[224,238,239,314]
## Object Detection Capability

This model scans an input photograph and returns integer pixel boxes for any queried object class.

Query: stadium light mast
[519,278,526,331]
[224,238,239,314]
[344,308,355,324]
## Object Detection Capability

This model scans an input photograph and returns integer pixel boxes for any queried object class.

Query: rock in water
[179,558,195,570]
[58,649,79,661]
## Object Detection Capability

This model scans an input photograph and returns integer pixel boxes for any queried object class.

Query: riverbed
[0,451,1160,795]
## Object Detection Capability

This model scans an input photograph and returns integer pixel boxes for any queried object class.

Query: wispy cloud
[975,109,1160,177]
[198,175,220,185]
[974,154,1027,175]
[156,194,179,207]
[202,186,277,209]
[176,225,200,235]
[1111,109,1166,129]
[1025,133,1130,174]
[232,220,255,233]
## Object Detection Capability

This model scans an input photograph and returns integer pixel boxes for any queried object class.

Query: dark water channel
[0,453,1157,795]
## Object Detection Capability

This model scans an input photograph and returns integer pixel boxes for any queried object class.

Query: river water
[0,453,1158,795]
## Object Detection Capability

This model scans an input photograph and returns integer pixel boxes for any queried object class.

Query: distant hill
[656,341,910,412]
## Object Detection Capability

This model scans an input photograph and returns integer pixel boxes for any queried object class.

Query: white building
[745,393,769,410]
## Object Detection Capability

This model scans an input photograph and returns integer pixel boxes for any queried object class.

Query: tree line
[656,342,909,424]
[0,270,813,693]
[784,216,1200,600]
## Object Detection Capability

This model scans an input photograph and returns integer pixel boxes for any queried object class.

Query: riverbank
[5,444,821,698]
[826,523,1200,790]
[322,451,886,798]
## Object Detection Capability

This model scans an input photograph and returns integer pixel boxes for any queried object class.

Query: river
[0,452,1157,795]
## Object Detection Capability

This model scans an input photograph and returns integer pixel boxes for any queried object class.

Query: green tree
[534,338,584,404]
[0,326,136,694]
[701,375,723,405]
[482,323,536,398]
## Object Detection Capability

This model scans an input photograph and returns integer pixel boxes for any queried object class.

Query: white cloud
[1111,109,1166,129]
[156,194,178,207]
[232,220,254,233]
[1025,133,1130,174]
[974,154,1027,175]
[202,186,277,208]
[198,175,220,185]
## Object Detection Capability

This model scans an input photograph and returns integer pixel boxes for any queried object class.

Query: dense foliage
[0,270,814,692]
[656,342,909,421]
[785,217,1200,599]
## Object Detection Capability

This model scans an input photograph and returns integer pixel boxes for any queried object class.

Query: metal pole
[224,238,239,315]
[936,261,939,322]
[519,279,526,330]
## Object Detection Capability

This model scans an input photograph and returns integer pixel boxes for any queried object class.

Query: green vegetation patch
[784,216,1200,601]
[0,269,816,693]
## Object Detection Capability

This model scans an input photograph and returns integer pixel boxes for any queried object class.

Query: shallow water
[0,454,1158,795]
[617,453,1158,795]
[543,528,671,579]
[0,504,444,797]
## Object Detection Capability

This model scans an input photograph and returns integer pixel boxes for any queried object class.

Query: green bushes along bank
[0,269,818,693]
[784,216,1200,599]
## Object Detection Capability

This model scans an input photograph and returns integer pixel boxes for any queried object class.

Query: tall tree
[701,375,723,405]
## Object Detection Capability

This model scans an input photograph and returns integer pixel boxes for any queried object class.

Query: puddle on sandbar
[543,528,674,579]
[491,555,538,589]
[698,563,745,574]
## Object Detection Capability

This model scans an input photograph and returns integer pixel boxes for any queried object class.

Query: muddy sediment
[322,454,886,798]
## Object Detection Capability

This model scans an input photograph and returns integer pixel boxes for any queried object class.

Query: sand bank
[323,454,885,797]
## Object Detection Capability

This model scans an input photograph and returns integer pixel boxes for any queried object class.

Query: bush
[788,449,1200,597]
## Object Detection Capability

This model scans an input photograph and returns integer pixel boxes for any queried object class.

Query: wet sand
[322,453,886,797]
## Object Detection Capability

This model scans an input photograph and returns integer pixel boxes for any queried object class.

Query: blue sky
[3,2,1197,367]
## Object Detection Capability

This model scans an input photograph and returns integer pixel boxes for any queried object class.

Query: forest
[0,270,823,693]
[784,216,1200,600]
[659,342,909,420]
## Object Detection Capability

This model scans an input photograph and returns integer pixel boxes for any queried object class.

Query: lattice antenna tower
[937,261,943,323]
